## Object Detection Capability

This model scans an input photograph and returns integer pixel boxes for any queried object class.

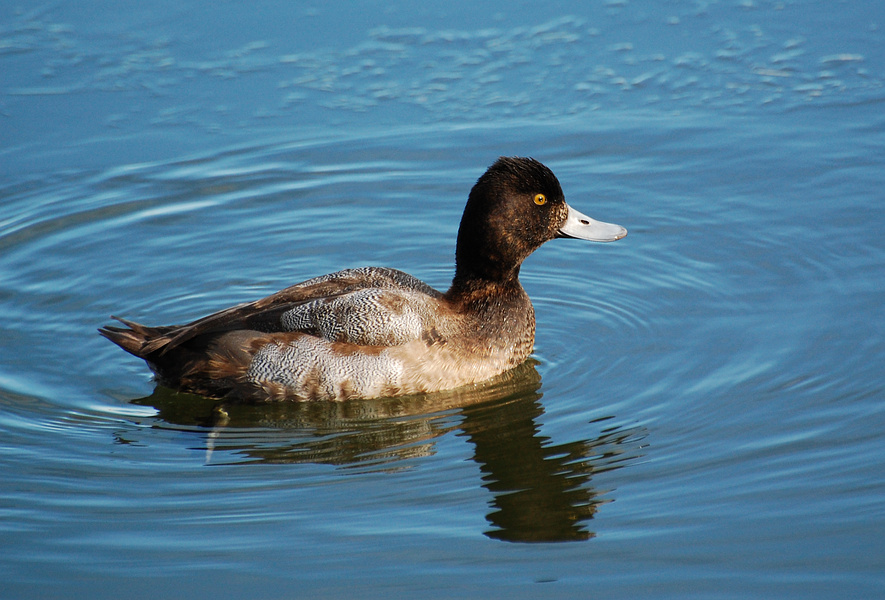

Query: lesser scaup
[101,157,626,401]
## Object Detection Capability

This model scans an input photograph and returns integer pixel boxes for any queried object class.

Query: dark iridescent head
[453,157,626,284]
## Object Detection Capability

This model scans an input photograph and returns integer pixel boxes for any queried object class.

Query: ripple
[1,2,883,595]
[4,2,882,168]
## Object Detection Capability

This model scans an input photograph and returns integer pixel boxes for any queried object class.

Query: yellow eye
[533,193,547,205]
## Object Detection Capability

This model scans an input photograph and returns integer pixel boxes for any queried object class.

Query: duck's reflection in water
[130,360,645,543]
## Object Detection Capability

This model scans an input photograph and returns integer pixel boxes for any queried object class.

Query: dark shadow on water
[458,397,644,542]
[129,360,646,543]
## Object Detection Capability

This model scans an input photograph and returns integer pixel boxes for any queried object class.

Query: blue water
[2,2,884,598]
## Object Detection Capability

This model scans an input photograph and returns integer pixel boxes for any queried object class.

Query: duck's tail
[98,317,179,358]
[100,317,277,399]
[100,317,232,397]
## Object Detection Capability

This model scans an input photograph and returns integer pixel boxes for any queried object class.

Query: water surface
[1,1,884,598]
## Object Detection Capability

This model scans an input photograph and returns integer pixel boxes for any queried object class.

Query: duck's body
[101,157,626,401]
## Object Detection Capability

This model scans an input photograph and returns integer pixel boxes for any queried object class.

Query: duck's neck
[450,228,527,296]
[449,260,519,289]
[444,266,526,309]
[444,268,536,362]
[451,184,531,294]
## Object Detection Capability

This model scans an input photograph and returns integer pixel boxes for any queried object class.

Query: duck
[100,157,626,402]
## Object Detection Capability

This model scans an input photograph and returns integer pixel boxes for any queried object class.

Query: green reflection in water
[129,359,645,542]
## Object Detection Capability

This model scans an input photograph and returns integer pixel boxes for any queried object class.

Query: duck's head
[453,157,627,283]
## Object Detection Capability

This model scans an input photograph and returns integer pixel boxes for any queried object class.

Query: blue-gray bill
[557,203,627,242]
